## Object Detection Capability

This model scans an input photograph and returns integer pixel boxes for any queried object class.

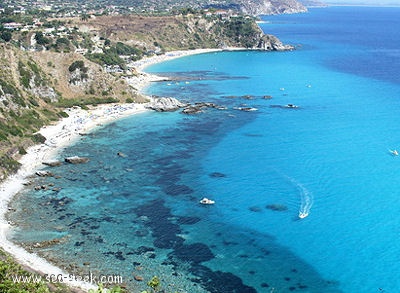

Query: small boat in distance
[299,212,308,219]
[200,198,215,205]
[389,149,399,156]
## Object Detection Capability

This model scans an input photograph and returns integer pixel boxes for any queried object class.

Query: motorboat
[298,212,308,219]
[390,149,399,156]
[199,197,215,205]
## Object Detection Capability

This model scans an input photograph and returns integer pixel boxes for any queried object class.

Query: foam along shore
[128,48,223,93]
[131,48,222,72]
[0,48,222,292]
[0,103,149,291]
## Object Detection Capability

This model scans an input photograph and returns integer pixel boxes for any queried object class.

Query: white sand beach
[0,103,149,291]
[0,48,220,291]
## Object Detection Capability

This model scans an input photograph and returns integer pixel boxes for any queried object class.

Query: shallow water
[8,6,400,293]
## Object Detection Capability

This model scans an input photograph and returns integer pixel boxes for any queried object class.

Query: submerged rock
[209,172,226,178]
[173,243,215,264]
[266,204,288,211]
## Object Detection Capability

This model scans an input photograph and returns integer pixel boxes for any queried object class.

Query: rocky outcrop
[256,34,294,51]
[42,160,63,167]
[30,86,58,102]
[182,102,219,114]
[64,156,89,164]
[146,97,187,112]
[238,0,307,15]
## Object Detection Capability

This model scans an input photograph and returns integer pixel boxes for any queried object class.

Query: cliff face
[236,0,307,15]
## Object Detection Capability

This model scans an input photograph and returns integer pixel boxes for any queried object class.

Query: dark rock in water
[249,206,262,212]
[177,216,201,225]
[135,229,149,237]
[154,235,184,249]
[209,172,226,178]
[134,199,184,249]
[173,243,215,264]
[181,102,219,115]
[266,204,288,211]
[182,106,203,114]
[114,251,126,261]
[42,160,63,167]
[270,104,300,109]
[261,283,270,288]
[134,246,155,255]
[64,156,89,164]
[233,106,258,112]
[36,170,53,177]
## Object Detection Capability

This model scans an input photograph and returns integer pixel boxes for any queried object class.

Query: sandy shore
[0,48,222,292]
[0,103,149,291]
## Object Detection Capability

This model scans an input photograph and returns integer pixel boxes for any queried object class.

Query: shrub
[31,133,46,143]
[68,60,87,72]
[0,155,21,173]
[58,111,69,118]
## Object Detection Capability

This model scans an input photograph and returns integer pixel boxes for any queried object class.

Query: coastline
[0,48,220,291]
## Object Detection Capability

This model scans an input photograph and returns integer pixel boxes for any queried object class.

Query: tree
[0,31,12,42]
[34,31,50,45]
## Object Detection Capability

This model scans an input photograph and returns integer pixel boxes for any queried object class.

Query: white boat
[199,197,215,205]
[390,149,399,156]
[298,212,308,219]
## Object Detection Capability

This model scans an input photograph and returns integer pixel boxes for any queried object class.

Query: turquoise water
[8,7,400,293]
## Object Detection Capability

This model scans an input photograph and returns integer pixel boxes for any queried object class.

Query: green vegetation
[55,97,119,108]
[0,247,82,293]
[34,32,51,46]
[88,283,127,293]
[0,155,21,174]
[68,60,87,72]
[0,30,12,42]
[86,42,144,68]
[68,60,89,83]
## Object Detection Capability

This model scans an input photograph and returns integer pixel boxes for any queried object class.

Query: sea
[7,6,400,293]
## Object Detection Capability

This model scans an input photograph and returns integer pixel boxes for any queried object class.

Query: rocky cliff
[235,0,307,15]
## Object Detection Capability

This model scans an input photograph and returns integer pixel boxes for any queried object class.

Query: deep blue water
[8,6,400,293]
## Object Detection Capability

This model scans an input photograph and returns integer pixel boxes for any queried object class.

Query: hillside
[0,43,145,181]
[108,0,307,15]
[72,13,292,52]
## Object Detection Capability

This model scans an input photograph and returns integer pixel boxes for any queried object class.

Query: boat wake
[278,172,314,219]
[292,178,314,219]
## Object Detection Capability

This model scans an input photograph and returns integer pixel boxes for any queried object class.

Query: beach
[0,48,219,291]
[0,103,149,291]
